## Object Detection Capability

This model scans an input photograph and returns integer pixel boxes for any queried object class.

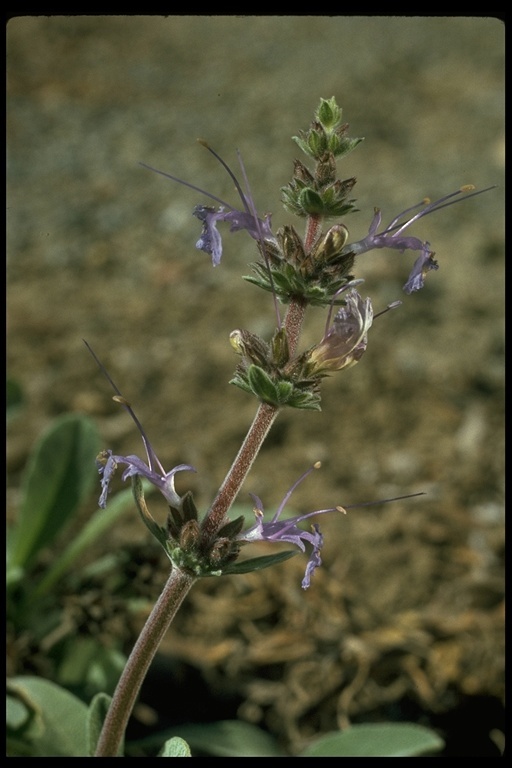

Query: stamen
[388,185,497,236]
[113,395,131,407]
[139,162,234,211]
[198,140,250,215]
[309,491,426,518]
[84,340,163,475]
[273,461,322,522]
[374,300,402,319]
[343,491,426,510]
[235,148,281,328]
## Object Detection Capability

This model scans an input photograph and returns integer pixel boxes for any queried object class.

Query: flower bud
[311,224,349,264]
[179,519,201,552]
[229,329,269,367]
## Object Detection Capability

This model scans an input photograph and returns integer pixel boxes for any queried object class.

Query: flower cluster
[89,348,342,585]
[89,98,493,588]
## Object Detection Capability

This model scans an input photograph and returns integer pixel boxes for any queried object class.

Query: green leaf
[7,676,89,757]
[8,414,101,572]
[300,723,444,757]
[286,389,322,411]
[330,135,364,158]
[157,721,285,757]
[159,737,192,757]
[30,480,154,600]
[86,692,124,757]
[57,636,126,698]
[7,377,24,420]
[298,187,325,215]
[86,692,111,756]
[316,97,342,130]
[247,365,280,405]
[291,135,313,158]
[219,549,297,575]
[6,693,31,731]
[275,380,294,403]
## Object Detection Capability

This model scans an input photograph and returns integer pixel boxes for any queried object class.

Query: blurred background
[7,16,504,756]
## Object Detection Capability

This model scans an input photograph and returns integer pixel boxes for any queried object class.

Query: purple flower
[97,448,194,510]
[140,144,277,267]
[402,247,439,293]
[236,460,423,589]
[193,204,274,267]
[237,463,345,589]
[307,284,373,374]
[343,186,492,293]
[237,463,426,588]
[85,342,195,509]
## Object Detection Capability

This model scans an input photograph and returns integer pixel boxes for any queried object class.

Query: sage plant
[90,98,491,756]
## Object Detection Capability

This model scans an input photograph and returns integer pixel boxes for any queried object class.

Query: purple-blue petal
[97,449,195,509]
[193,205,275,267]
[301,524,323,589]
[371,233,425,253]
[403,248,439,294]
[193,205,224,266]
[97,451,118,509]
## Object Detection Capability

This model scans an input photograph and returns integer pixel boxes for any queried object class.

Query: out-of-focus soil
[7,17,504,755]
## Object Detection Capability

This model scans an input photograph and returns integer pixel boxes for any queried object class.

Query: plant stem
[304,214,322,252]
[202,400,279,539]
[203,296,307,538]
[94,567,196,757]
[95,297,308,756]
[284,295,307,357]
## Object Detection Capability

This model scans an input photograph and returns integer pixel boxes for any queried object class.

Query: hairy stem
[304,214,322,252]
[94,568,196,757]
[202,400,279,539]
[284,295,307,357]
[95,298,308,755]
[203,296,307,538]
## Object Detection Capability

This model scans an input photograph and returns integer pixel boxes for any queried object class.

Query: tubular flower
[85,342,195,509]
[193,205,274,267]
[342,186,492,293]
[97,448,194,510]
[237,463,345,589]
[236,463,425,588]
[140,145,277,267]
[307,287,373,374]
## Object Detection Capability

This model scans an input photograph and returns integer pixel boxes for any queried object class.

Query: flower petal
[403,248,439,294]
[301,524,323,589]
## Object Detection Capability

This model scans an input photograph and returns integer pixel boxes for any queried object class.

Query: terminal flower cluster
[92,98,492,587]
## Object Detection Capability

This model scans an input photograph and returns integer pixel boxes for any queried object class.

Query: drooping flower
[343,186,494,293]
[306,284,373,375]
[140,144,277,267]
[237,463,345,589]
